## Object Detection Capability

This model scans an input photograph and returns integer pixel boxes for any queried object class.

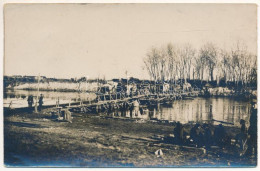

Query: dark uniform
[27,95,34,108]
[203,124,212,149]
[38,94,44,111]
[173,122,184,145]
[190,123,200,146]
[214,124,226,148]
[247,103,257,159]
[235,119,247,150]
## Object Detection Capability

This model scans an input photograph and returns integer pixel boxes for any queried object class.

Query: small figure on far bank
[38,94,44,111]
[27,95,34,108]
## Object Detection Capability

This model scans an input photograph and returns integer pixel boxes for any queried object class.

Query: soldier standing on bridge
[132,98,140,117]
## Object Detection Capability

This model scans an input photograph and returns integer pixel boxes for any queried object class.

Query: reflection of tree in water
[161,107,166,120]
[200,102,203,122]
[232,103,236,124]
[93,97,251,126]
[169,108,173,121]
[155,105,162,120]
[148,107,157,119]
[180,102,185,122]
[204,98,213,124]
[208,104,213,124]
[187,102,193,123]
[222,103,225,121]
[195,103,199,122]
[229,104,235,124]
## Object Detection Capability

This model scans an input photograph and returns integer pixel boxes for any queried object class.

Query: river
[4,90,251,126]
[105,97,251,127]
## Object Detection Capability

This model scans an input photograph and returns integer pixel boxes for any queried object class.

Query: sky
[4,3,257,79]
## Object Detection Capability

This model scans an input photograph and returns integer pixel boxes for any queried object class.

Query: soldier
[246,101,257,159]
[173,122,184,145]
[202,123,213,150]
[38,94,44,111]
[240,119,247,135]
[27,95,34,109]
[190,123,200,147]
[214,124,226,148]
[64,108,72,123]
[235,119,247,150]
[132,99,140,117]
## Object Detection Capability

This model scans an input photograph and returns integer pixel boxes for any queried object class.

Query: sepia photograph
[2,2,258,168]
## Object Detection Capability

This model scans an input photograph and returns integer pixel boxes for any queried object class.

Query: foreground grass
[4,109,257,167]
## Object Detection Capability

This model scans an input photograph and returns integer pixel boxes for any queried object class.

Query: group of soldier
[173,122,227,149]
[99,99,141,117]
[173,101,257,158]
[27,94,44,111]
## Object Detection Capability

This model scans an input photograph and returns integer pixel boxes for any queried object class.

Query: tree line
[143,42,257,87]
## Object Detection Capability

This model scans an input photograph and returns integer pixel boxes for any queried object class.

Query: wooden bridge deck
[68,90,201,111]
[4,90,201,112]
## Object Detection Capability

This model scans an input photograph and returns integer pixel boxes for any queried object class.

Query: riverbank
[202,87,257,99]
[4,89,97,109]
[4,108,257,167]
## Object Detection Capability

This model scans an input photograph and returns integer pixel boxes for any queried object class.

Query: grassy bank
[4,109,257,167]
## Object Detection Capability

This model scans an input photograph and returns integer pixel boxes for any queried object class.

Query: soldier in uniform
[27,95,34,110]
[38,94,44,111]
[246,101,257,159]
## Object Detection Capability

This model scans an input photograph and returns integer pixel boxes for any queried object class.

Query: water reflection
[104,97,251,127]
[4,90,251,126]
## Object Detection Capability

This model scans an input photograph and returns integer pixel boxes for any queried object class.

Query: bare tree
[143,42,256,89]
[194,53,206,82]
[144,47,159,81]
[218,49,231,83]
[179,44,196,81]
[165,43,177,83]
[199,43,218,81]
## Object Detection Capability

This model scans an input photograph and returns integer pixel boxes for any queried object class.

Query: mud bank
[4,109,257,167]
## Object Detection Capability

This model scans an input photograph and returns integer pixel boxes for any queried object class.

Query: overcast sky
[4,3,257,79]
